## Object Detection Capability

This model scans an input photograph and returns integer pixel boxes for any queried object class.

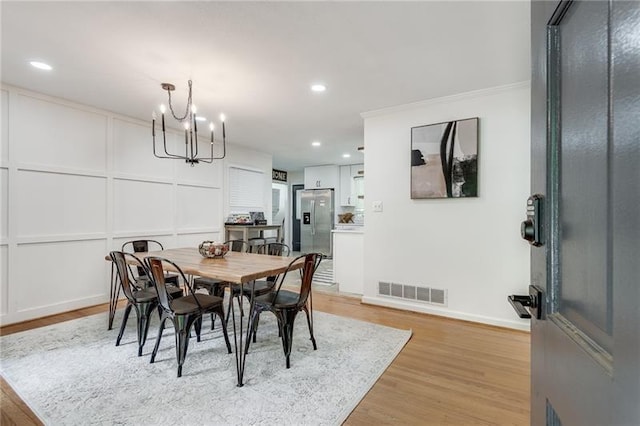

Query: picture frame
[410,117,479,199]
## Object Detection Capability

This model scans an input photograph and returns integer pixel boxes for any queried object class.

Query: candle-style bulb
[220,113,226,122]
[183,122,190,130]
[152,111,157,120]
[159,104,166,114]
[191,105,197,114]
[209,122,215,131]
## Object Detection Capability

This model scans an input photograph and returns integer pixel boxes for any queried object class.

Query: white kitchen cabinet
[339,163,363,206]
[339,165,354,206]
[333,229,364,295]
[304,165,339,189]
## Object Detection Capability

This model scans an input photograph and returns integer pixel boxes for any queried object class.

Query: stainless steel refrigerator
[300,189,334,257]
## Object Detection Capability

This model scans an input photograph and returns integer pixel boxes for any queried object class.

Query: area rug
[0,309,411,425]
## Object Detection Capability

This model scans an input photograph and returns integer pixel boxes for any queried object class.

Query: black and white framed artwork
[410,117,479,199]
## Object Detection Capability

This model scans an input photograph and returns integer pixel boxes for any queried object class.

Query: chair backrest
[145,256,201,314]
[259,242,290,282]
[121,239,164,253]
[224,239,249,253]
[110,251,146,304]
[273,253,322,308]
[259,242,290,257]
[121,240,164,277]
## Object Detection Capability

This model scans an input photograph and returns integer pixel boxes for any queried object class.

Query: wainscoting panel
[177,185,221,231]
[177,232,221,248]
[1,89,8,163]
[111,235,177,252]
[14,94,108,171]
[112,178,174,234]
[0,168,7,240]
[0,245,7,315]
[16,170,107,238]
[13,239,108,313]
[112,118,174,180]
[0,85,268,325]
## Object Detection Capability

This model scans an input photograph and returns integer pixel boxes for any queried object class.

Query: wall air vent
[378,281,447,307]
[378,281,391,296]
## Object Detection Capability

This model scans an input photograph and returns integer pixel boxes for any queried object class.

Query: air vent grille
[378,281,447,306]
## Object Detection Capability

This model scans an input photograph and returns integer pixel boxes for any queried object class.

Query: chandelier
[151,80,226,165]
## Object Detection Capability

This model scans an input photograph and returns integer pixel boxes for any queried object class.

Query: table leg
[243,228,248,252]
[108,263,121,330]
[229,281,254,387]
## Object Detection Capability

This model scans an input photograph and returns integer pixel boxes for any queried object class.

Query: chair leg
[136,302,156,356]
[302,305,317,350]
[150,316,168,364]
[224,291,233,328]
[194,317,202,342]
[279,310,298,369]
[175,314,198,378]
[116,303,133,346]
[244,307,259,354]
[209,284,226,330]
[213,305,232,354]
[252,313,260,343]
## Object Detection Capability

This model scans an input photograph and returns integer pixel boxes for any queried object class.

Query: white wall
[0,84,272,325]
[361,82,531,330]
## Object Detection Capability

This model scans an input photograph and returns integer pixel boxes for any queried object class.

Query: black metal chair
[109,251,183,356]
[145,256,232,378]
[192,240,250,329]
[245,252,323,368]
[229,242,290,337]
[121,240,179,287]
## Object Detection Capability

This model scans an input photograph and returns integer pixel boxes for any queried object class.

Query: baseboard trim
[0,295,108,326]
[361,296,530,331]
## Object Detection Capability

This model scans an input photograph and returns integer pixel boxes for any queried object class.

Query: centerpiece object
[198,241,228,258]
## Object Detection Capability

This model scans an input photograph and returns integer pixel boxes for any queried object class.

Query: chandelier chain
[166,80,193,121]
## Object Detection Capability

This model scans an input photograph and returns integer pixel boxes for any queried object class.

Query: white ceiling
[1,1,530,171]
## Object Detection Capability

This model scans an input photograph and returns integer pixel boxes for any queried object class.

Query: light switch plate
[372,201,383,212]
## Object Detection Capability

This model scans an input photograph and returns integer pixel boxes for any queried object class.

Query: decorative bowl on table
[198,241,228,258]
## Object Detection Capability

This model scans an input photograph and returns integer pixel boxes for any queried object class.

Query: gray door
[529,1,639,425]
[291,184,304,251]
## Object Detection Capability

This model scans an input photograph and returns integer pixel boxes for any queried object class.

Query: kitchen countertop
[332,227,364,234]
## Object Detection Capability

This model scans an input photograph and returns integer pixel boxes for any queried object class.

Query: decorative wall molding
[15,234,108,245]
[361,81,531,119]
[176,228,221,235]
[0,83,234,326]
[361,296,531,331]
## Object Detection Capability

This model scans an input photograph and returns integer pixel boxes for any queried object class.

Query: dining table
[106,247,303,386]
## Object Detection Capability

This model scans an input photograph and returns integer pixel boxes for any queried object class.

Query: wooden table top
[107,247,302,284]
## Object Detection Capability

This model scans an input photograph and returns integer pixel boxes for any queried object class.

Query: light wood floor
[0,293,530,425]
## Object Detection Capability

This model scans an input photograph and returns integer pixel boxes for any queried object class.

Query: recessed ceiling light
[311,141,321,147]
[30,61,52,71]
[343,153,351,158]
[311,84,326,92]
[195,116,207,122]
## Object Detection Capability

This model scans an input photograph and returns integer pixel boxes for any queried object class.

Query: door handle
[521,194,544,246]
[508,285,543,319]
[310,200,315,235]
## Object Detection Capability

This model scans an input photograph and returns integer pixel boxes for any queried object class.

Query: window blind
[228,166,264,212]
